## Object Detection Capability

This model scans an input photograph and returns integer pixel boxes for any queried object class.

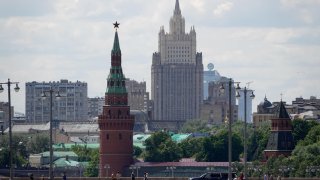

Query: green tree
[260,125,320,178]
[84,149,99,177]
[196,130,243,162]
[144,131,182,162]
[299,124,320,146]
[133,145,143,157]
[180,119,211,133]
[292,119,318,145]
[247,124,270,161]
[179,137,203,158]
[27,133,49,154]
[71,145,92,162]
[0,135,28,168]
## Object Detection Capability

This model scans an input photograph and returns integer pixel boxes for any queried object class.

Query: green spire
[112,31,121,54]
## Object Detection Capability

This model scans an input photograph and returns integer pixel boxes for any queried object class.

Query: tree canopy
[144,131,182,162]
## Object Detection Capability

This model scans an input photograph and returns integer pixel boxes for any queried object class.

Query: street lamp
[78,164,84,178]
[166,166,176,177]
[129,165,141,177]
[41,87,62,180]
[104,164,110,177]
[305,166,320,177]
[235,85,255,180]
[207,166,215,172]
[220,78,240,180]
[0,78,20,180]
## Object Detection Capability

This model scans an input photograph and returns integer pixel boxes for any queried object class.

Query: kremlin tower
[264,101,294,160]
[98,22,135,177]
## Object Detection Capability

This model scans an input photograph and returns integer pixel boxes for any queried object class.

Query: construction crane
[246,81,253,89]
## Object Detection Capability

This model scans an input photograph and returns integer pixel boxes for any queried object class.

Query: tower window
[106,134,109,140]
[119,133,122,140]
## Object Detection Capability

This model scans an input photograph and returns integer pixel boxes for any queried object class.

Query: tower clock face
[207,63,214,71]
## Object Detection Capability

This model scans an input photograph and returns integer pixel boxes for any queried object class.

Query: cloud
[213,1,234,17]
[0,0,319,113]
[190,0,206,13]
[280,0,320,25]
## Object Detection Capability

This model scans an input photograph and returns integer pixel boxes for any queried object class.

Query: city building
[151,0,203,129]
[264,101,294,160]
[253,96,277,128]
[200,77,238,124]
[88,97,104,118]
[203,63,221,100]
[25,80,88,124]
[0,102,13,130]
[125,78,151,111]
[98,27,134,176]
[237,88,254,123]
[292,96,320,113]
[252,96,300,128]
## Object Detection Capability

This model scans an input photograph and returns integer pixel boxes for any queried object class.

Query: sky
[0,0,320,114]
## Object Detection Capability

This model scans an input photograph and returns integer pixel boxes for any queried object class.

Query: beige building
[151,0,203,128]
[125,78,150,111]
[200,77,238,124]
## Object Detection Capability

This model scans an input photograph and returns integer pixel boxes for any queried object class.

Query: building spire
[278,101,290,119]
[174,0,181,15]
[112,28,121,54]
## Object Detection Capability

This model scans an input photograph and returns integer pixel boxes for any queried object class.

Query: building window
[106,134,109,140]
[119,133,122,140]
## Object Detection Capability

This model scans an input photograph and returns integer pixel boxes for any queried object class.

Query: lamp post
[166,166,176,177]
[220,78,240,180]
[78,164,84,178]
[130,165,141,177]
[104,164,110,177]
[0,79,20,180]
[207,166,215,172]
[41,87,61,180]
[235,85,255,180]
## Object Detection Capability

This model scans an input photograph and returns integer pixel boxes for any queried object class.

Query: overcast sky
[0,0,320,114]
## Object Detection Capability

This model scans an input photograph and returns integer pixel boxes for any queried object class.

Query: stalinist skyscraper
[151,0,203,128]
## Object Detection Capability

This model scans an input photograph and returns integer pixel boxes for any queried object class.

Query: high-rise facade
[203,63,221,100]
[151,0,203,124]
[98,27,134,176]
[125,79,150,111]
[25,80,88,123]
[88,97,104,118]
[0,102,13,130]
[237,89,254,123]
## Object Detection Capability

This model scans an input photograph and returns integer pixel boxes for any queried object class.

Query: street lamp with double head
[220,78,240,180]
[235,85,255,180]
[41,87,61,180]
[0,79,20,180]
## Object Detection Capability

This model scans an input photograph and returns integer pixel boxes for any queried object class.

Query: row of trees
[0,133,49,168]
[1,118,318,177]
